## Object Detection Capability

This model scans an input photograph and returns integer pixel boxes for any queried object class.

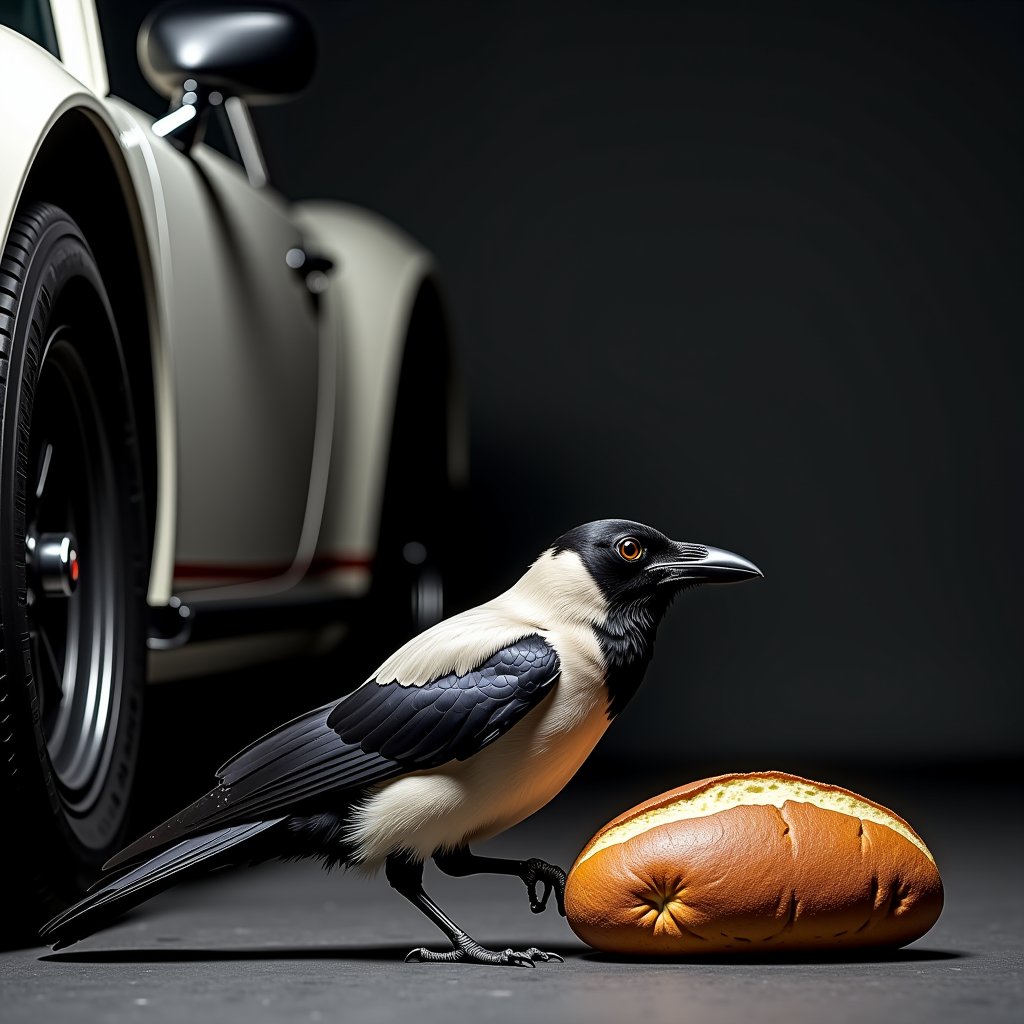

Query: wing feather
[107,634,559,869]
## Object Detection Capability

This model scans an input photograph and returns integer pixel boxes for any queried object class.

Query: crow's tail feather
[103,789,230,872]
[40,818,284,950]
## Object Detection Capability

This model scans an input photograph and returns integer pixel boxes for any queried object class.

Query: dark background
[98,0,1022,768]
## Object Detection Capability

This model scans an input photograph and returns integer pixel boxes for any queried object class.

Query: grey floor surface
[2,771,1021,1024]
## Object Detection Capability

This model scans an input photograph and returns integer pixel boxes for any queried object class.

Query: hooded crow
[41,519,761,966]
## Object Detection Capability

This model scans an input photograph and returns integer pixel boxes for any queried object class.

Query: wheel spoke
[413,567,444,630]
[35,441,53,499]
[31,622,65,713]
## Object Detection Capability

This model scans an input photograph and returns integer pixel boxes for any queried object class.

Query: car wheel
[0,203,147,941]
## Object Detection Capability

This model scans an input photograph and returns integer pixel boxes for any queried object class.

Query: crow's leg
[385,852,563,967]
[434,845,567,916]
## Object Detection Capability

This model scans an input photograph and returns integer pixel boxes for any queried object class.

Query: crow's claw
[524,947,564,963]
[522,858,567,917]
[405,938,561,967]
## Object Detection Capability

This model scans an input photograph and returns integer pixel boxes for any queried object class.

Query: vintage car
[0,0,462,936]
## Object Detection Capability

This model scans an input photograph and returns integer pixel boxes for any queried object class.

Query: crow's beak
[649,541,763,585]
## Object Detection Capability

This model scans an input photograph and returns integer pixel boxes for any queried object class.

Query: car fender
[292,201,463,595]
[0,28,176,607]
[0,28,106,251]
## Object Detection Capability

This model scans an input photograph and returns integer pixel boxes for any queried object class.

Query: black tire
[0,203,147,942]
[369,285,453,648]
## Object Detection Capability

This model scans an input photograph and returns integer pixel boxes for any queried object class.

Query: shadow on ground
[41,943,966,966]
[42,942,583,964]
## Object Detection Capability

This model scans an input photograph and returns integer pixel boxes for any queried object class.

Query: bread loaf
[565,771,943,955]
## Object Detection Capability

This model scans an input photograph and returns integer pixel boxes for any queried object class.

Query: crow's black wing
[218,632,560,811]
[326,633,560,762]
[106,634,559,870]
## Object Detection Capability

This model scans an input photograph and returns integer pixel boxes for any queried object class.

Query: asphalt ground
[1,758,1021,1024]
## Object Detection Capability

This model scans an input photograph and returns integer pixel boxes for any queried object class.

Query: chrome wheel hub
[27,531,80,598]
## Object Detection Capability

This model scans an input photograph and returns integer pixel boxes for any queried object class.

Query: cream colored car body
[1,3,460,676]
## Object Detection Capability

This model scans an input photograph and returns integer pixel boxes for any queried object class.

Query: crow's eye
[617,538,643,562]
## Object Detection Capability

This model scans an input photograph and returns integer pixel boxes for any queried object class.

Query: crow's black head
[550,519,762,719]
[551,518,761,609]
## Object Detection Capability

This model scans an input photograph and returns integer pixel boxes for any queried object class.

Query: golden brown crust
[566,777,943,956]
[573,770,929,868]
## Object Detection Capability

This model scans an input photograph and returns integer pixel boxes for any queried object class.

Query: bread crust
[566,772,943,955]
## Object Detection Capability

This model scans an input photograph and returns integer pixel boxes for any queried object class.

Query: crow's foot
[521,858,567,916]
[404,937,564,967]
